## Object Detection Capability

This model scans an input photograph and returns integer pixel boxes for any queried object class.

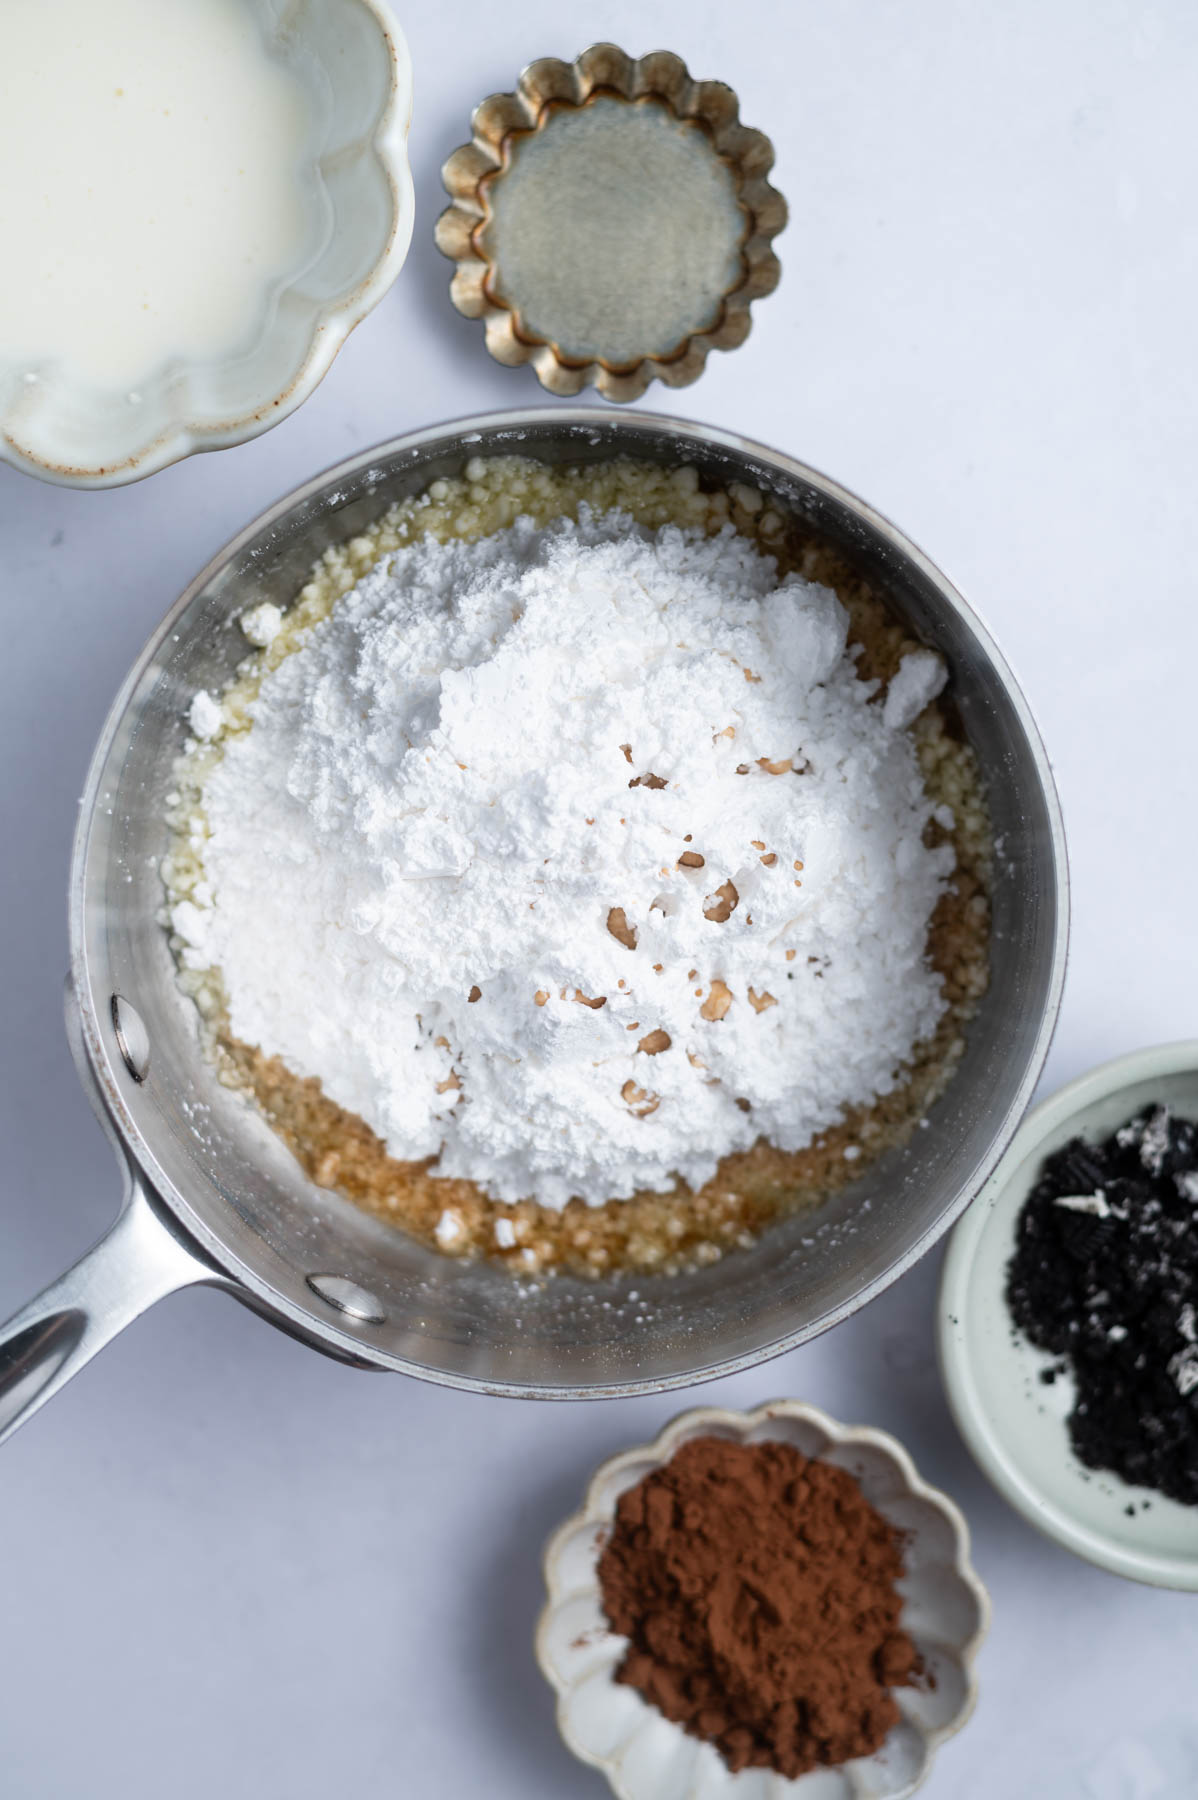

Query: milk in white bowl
[0,0,413,485]
[0,0,316,386]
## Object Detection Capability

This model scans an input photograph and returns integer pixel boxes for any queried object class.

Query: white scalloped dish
[0,0,413,488]
[537,1401,989,1800]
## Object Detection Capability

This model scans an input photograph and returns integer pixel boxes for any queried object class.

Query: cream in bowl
[0,0,413,486]
[1,0,310,388]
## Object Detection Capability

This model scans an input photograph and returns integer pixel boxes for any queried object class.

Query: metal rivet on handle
[111,994,150,1082]
[306,1274,386,1325]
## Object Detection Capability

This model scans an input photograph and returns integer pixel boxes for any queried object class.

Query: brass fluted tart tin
[435,44,787,402]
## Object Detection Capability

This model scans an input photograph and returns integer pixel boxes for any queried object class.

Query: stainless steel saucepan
[0,409,1069,1442]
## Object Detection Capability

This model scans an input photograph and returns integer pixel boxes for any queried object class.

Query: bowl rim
[0,0,415,489]
[68,405,1070,1396]
[535,1397,991,1798]
[937,1040,1198,1589]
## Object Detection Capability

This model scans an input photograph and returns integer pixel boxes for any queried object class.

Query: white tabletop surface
[2,3,1196,1795]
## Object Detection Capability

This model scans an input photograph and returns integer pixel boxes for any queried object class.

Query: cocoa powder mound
[596,1436,919,1778]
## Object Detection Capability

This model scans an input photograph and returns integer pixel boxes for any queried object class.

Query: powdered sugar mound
[883,649,947,730]
[188,690,222,741]
[172,509,953,1209]
[238,601,284,647]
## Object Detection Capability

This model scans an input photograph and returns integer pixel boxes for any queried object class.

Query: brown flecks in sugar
[621,1080,660,1118]
[700,980,733,1022]
[703,880,739,923]
[607,906,637,950]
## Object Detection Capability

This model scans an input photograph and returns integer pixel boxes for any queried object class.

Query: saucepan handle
[0,1173,215,1447]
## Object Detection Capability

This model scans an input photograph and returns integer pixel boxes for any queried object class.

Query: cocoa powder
[596,1436,919,1778]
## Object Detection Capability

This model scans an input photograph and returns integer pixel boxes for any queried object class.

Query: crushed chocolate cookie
[1006,1104,1198,1505]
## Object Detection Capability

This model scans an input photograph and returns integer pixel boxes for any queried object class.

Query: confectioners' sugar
[187,690,223,742]
[170,507,953,1210]
[238,602,284,647]
[881,648,947,730]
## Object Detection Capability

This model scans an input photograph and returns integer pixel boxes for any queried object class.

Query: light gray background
[2,2,1196,1795]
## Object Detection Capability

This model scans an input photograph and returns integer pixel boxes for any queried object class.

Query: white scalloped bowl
[0,0,413,488]
[537,1402,989,1800]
